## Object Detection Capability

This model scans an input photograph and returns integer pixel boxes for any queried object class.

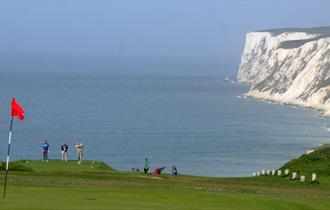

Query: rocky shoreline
[240,91,330,118]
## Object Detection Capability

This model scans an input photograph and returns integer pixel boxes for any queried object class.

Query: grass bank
[0,158,330,210]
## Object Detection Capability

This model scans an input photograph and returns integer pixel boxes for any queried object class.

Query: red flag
[11,98,25,120]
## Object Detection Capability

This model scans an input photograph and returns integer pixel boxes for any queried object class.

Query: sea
[0,68,329,177]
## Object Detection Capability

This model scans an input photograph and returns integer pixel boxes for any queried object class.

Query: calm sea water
[0,72,329,177]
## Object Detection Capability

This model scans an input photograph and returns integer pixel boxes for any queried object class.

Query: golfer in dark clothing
[172,165,178,176]
[61,142,68,162]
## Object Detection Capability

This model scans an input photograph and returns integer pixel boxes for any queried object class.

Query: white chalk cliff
[238,27,330,116]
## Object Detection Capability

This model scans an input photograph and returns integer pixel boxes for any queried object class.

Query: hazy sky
[1,1,330,74]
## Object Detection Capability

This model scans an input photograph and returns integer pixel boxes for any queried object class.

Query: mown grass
[0,159,330,210]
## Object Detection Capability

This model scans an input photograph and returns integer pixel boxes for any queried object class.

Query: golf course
[1,148,330,210]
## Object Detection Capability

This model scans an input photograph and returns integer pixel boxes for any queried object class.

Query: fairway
[1,160,330,210]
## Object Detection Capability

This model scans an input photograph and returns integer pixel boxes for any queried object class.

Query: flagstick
[3,116,14,198]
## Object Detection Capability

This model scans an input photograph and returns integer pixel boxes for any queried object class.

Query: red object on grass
[11,98,25,120]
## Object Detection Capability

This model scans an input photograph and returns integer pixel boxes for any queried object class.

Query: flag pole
[3,116,14,198]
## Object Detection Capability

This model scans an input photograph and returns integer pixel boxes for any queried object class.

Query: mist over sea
[0,66,329,177]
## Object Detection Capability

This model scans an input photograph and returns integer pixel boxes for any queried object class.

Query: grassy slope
[281,147,330,183]
[0,160,330,210]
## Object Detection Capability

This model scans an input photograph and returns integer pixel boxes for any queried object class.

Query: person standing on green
[41,139,49,162]
[75,141,84,164]
[144,158,150,174]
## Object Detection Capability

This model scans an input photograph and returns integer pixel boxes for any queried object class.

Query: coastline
[238,87,330,118]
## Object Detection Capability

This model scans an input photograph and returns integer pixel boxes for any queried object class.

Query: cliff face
[238,27,330,116]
